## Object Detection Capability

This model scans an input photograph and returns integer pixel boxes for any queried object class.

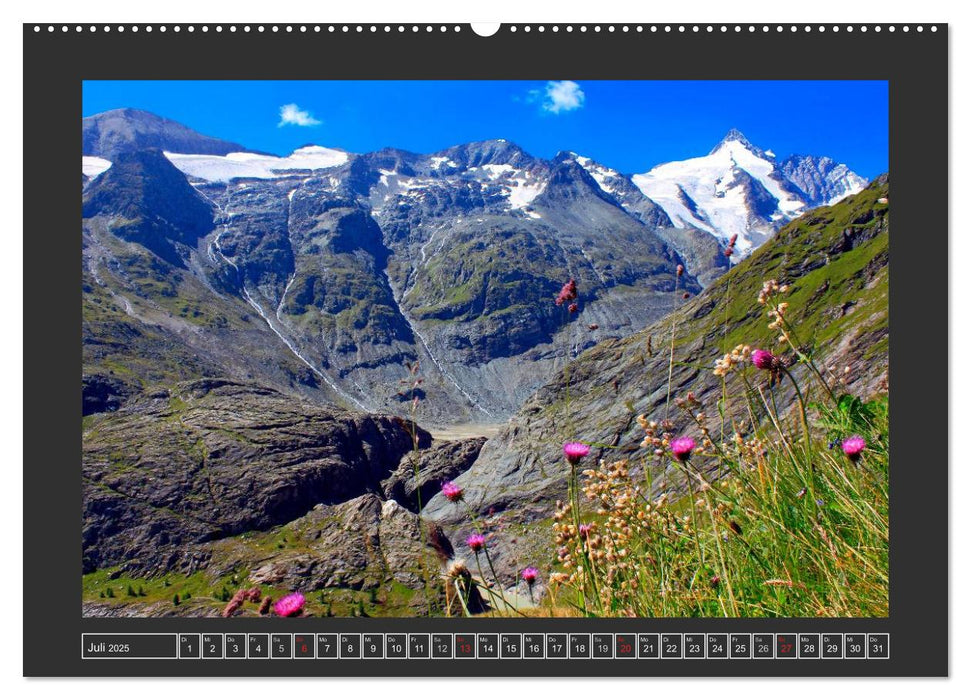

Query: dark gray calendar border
[23,22,948,678]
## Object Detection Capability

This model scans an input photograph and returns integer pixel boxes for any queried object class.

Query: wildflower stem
[780,366,812,451]
[664,274,682,420]
[453,579,472,617]
[461,501,523,616]
[473,552,499,617]
[698,481,740,616]
[682,460,708,586]
[568,461,603,615]
[776,314,838,405]
[407,404,434,617]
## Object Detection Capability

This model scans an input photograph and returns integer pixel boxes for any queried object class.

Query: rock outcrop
[212,494,445,592]
[382,437,487,512]
[82,378,430,576]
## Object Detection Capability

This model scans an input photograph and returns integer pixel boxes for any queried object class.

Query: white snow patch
[481,163,515,179]
[823,172,868,205]
[83,156,112,179]
[505,176,546,209]
[632,138,807,255]
[164,146,348,182]
[430,156,458,169]
[572,154,622,196]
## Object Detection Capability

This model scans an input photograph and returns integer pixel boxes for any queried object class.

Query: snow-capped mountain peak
[632,130,866,256]
[564,152,626,197]
[709,128,769,159]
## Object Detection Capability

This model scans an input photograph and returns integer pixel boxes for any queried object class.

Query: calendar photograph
[80,78,889,619]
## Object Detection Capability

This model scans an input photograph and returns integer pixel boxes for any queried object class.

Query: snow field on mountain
[163,146,349,182]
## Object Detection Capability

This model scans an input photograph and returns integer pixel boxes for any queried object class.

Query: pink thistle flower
[563,442,590,464]
[521,567,539,586]
[465,533,486,552]
[273,592,305,618]
[555,279,578,306]
[670,436,696,462]
[842,435,866,462]
[751,349,779,370]
[578,523,593,539]
[441,481,463,502]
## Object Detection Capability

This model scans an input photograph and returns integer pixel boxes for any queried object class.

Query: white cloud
[542,80,585,114]
[278,103,321,127]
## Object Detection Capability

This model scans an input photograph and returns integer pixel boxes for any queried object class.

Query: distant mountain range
[79,109,886,610]
[81,108,866,423]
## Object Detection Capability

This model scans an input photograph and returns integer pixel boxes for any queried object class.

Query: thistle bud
[259,596,273,615]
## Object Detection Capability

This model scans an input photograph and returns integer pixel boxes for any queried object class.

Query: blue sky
[83,80,888,178]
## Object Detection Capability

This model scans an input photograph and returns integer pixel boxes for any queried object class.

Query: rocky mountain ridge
[82,111,866,424]
[83,114,705,422]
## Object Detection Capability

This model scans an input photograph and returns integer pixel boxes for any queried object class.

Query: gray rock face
[781,154,870,206]
[82,373,135,415]
[218,495,443,591]
[553,151,730,287]
[83,108,253,160]
[82,378,430,576]
[82,149,214,267]
[553,150,673,230]
[653,226,732,288]
[382,437,487,512]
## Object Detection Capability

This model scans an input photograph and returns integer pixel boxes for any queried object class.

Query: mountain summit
[633,130,866,255]
[709,128,767,158]
[82,108,254,160]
